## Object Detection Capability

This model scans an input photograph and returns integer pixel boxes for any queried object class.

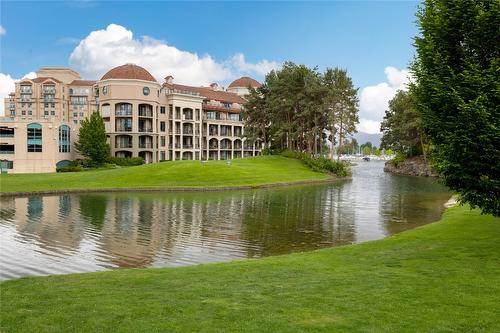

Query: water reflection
[0,162,451,280]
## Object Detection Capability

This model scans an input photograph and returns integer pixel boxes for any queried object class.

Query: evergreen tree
[380,90,426,159]
[412,0,499,216]
[75,111,110,166]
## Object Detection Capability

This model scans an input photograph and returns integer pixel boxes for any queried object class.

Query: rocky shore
[384,156,436,177]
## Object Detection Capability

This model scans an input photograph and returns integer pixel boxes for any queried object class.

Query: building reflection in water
[0,163,451,280]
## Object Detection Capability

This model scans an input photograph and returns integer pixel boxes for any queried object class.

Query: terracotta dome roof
[101,64,157,82]
[228,76,261,89]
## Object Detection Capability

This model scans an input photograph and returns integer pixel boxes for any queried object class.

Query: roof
[228,76,261,89]
[101,64,157,82]
[163,83,247,104]
[20,77,62,84]
[70,80,97,86]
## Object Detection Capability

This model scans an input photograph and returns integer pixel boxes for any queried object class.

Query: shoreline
[0,176,350,197]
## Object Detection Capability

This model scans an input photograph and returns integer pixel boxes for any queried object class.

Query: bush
[281,150,350,177]
[107,157,144,166]
[56,166,83,173]
[392,152,407,167]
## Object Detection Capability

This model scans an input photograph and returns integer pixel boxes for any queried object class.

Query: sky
[0,0,420,133]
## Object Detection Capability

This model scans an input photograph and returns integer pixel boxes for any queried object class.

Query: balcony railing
[116,142,133,148]
[116,110,132,116]
[20,97,31,102]
[220,145,232,149]
[43,88,56,94]
[138,110,153,117]
[116,127,133,132]
[139,142,153,148]
[183,130,193,135]
[209,145,218,149]
[182,144,193,149]
[20,88,32,94]
[0,133,14,138]
[209,131,218,136]
[0,150,14,154]
[139,127,153,133]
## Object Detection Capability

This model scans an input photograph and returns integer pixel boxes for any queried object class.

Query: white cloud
[229,53,280,77]
[357,66,412,134]
[0,72,36,115]
[69,24,279,86]
[357,119,381,135]
[0,25,6,36]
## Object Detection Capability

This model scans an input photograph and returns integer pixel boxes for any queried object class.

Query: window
[45,103,49,108]
[28,111,32,116]
[51,103,55,108]
[27,123,42,152]
[51,111,55,116]
[143,87,150,96]
[22,111,26,116]
[160,121,166,132]
[207,111,216,120]
[160,106,165,114]
[44,111,49,116]
[160,136,166,147]
[80,112,84,117]
[73,120,78,124]
[102,86,108,95]
[73,112,78,117]
[59,125,70,153]
[160,151,165,161]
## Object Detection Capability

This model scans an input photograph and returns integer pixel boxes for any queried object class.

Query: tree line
[243,62,359,159]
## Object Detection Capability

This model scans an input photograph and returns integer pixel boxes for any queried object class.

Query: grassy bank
[1,205,499,332]
[0,156,332,194]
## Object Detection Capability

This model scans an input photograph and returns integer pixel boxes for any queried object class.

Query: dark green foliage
[380,90,425,157]
[107,157,144,166]
[392,152,407,167]
[412,0,500,216]
[56,166,83,173]
[281,150,350,177]
[74,111,110,167]
[244,62,359,157]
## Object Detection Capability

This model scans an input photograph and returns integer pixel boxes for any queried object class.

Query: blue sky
[0,1,420,133]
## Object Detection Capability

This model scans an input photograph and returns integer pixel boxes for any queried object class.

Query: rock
[384,156,437,177]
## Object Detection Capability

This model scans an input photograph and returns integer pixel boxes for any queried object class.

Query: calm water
[0,162,451,280]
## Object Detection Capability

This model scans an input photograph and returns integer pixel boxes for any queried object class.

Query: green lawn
[1,205,499,332]
[0,156,330,194]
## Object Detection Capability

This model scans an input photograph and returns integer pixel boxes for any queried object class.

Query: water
[0,162,451,280]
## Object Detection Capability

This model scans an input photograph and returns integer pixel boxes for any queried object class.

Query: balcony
[139,127,153,133]
[20,88,32,94]
[183,129,193,135]
[139,142,153,148]
[20,97,31,102]
[182,144,193,149]
[138,110,153,117]
[43,97,55,103]
[43,88,56,94]
[116,142,133,148]
[115,110,132,116]
[116,126,132,132]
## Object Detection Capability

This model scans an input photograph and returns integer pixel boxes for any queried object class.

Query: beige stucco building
[1,64,262,173]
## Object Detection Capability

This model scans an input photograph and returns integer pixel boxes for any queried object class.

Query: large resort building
[1,64,262,173]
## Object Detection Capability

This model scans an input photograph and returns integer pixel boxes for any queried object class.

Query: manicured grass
[0,156,330,194]
[1,205,499,332]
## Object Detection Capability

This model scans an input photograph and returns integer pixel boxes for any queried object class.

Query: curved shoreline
[0,176,350,197]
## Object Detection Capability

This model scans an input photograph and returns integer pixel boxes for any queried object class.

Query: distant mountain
[351,132,382,147]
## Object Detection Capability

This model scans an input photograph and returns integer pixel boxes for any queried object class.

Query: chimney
[209,82,219,91]
[165,75,174,84]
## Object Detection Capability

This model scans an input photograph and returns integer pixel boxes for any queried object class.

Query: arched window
[27,123,42,152]
[59,125,71,153]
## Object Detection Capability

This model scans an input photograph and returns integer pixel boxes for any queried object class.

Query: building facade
[1,64,262,173]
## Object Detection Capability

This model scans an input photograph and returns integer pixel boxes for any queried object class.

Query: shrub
[107,157,144,166]
[56,166,83,173]
[392,152,407,167]
[281,150,350,177]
